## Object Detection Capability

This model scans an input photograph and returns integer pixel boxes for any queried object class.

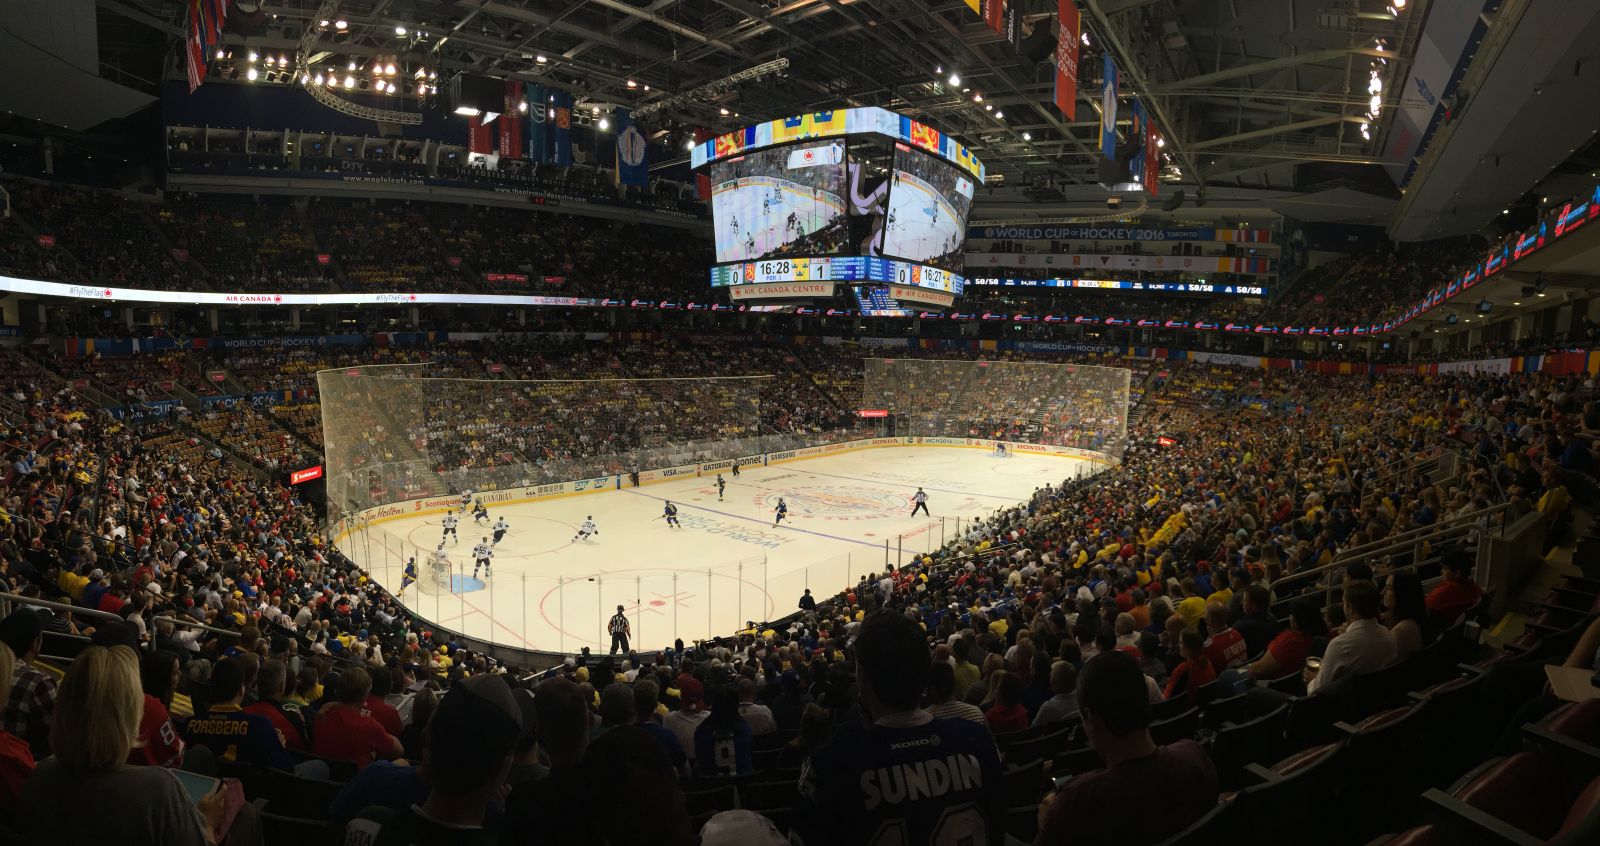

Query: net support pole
[558,576,565,654]
[673,573,679,648]
[737,563,744,631]
[521,574,527,653]
[596,575,603,653]
[635,575,642,652]
[706,568,713,643]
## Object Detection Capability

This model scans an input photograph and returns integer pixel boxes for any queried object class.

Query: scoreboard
[711,256,964,295]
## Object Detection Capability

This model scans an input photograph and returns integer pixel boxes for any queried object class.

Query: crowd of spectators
[154,194,330,294]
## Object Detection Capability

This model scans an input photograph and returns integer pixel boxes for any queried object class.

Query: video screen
[709,141,848,263]
[845,137,894,258]
[882,143,975,273]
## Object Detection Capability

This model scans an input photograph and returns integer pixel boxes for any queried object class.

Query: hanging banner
[1144,110,1161,195]
[694,128,715,200]
[498,79,524,160]
[466,114,492,156]
[526,84,548,164]
[1125,99,1148,187]
[551,90,574,167]
[1054,0,1080,120]
[983,0,1005,36]
[613,108,649,187]
[1100,53,1119,160]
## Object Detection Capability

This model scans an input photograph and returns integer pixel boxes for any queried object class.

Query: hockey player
[663,501,681,528]
[911,488,930,517]
[572,516,599,543]
[459,489,474,513]
[715,474,726,501]
[430,543,451,589]
[472,499,490,526]
[441,512,459,544]
[472,538,493,579]
[773,497,789,527]
[492,515,510,545]
[731,460,741,478]
[398,557,418,595]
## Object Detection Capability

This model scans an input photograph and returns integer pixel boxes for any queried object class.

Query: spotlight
[314,72,324,85]
[344,74,355,88]
[1156,136,1165,148]
[598,117,610,130]
[334,19,347,30]
[246,67,258,81]
[454,106,481,116]
[536,55,547,63]
[348,61,357,71]
[995,111,1003,118]
[1081,32,1091,46]
[1022,132,1031,140]
[626,79,637,88]
[948,72,961,86]
[215,49,225,60]
[985,104,992,111]
[686,139,695,150]
[395,26,407,36]
[429,71,437,79]
[973,93,982,102]
[248,51,258,63]
[415,68,425,78]
[301,72,310,84]
[719,107,730,115]
[385,63,397,75]
[1369,94,1382,112]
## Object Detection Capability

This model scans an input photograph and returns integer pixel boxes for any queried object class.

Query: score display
[967,277,1267,296]
[711,256,964,294]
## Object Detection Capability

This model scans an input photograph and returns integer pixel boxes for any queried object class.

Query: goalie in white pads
[572,516,599,543]
[429,544,452,591]
[472,538,493,579]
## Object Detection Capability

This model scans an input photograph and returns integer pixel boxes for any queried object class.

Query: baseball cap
[678,676,705,710]
[700,811,787,846]
[427,675,522,795]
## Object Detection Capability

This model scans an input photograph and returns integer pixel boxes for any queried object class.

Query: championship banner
[613,108,649,187]
[466,115,492,156]
[1144,110,1160,196]
[551,90,574,167]
[1054,0,1080,119]
[498,79,524,160]
[983,0,1005,36]
[1100,54,1119,159]
[526,84,548,163]
[1125,99,1148,186]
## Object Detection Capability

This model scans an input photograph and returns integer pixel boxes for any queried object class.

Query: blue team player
[773,497,789,527]
[663,501,681,528]
[398,557,418,596]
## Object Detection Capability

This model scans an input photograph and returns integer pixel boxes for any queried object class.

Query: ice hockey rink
[345,446,1102,653]
[712,176,846,262]
[884,172,963,264]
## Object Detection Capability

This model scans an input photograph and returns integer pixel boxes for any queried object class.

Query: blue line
[776,466,1020,501]
[620,488,882,549]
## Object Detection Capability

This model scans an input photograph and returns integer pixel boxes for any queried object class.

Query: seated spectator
[1201,599,1247,671]
[735,677,776,736]
[16,646,221,846]
[1036,651,1219,845]
[0,643,35,813]
[1425,548,1484,626]
[316,666,404,770]
[632,681,687,782]
[243,659,308,751]
[346,674,523,845]
[1163,627,1217,702]
[984,673,1029,733]
[1032,660,1079,728]
[694,687,754,778]
[133,649,185,768]
[0,609,56,758]
[1247,598,1322,681]
[777,703,833,771]
[663,676,708,768]
[364,667,405,737]
[926,661,986,726]
[1232,584,1279,658]
[1384,572,1431,661]
[1306,581,1396,695]
[793,612,1003,846]
[185,657,296,772]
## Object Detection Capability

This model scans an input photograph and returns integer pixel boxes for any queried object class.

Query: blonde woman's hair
[0,643,13,709]
[51,645,142,770]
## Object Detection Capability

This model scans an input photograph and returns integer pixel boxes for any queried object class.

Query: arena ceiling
[94,0,1430,194]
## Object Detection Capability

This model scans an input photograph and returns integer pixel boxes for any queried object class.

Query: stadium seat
[1228,743,1342,846]
[1209,704,1289,790]
[1153,799,1238,846]
[1334,704,1431,836]
[684,783,741,815]
[260,812,337,846]
[1421,752,1589,841]
[1150,707,1201,746]
[1052,742,1105,776]
[1201,692,1252,730]
[750,747,783,773]
[1001,725,1074,767]
[1000,758,1045,804]
[1004,803,1040,842]
[254,770,347,821]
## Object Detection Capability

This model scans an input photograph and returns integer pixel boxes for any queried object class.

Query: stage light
[1022,132,1031,140]
[1368,75,1382,95]
[314,73,324,85]
[995,111,1003,118]
[719,107,730,115]
[334,19,347,30]
[301,72,310,84]
[454,106,481,116]
[985,104,992,111]
[973,93,982,102]
[348,61,357,71]
[344,75,356,89]
[1369,94,1382,112]
[246,67,258,81]
[519,101,528,113]
[215,49,225,60]
[395,26,407,36]
[627,79,637,88]
[536,55,547,64]
[415,68,425,78]
[592,106,600,115]
[319,19,329,27]
[948,72,960,86]
[248,51,258,63]
[598,117,610,130]
[686,139,694,150]
[429,71,437,79]
[385,63,397,75]
[643,85,649,91]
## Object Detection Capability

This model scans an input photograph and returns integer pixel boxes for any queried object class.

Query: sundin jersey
[793,711,1003,846]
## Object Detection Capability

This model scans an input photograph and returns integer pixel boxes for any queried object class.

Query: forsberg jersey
[794,713,1003,846]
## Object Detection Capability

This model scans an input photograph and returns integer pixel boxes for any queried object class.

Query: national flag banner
[613,108,649,186]
[1054,0,1081,119]
[1100,53,1119,160]
[551,90,574,167]
[526,84,548,163]
[209,0,228,43]
[498,79,524,159]
[185,2,206,92]
[1125,99,1148,186]
[983,0,1005,36]
[467,114,492,155]
[693,129,715,199]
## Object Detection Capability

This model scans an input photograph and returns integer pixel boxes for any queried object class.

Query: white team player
[430,543,452,590]
[441,512,459,544]
[572,516,599,543]
[459,489,474,513]
[492,515,510,545]
[472,538,493,579]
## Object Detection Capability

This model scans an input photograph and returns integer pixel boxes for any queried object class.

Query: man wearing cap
[346,674,522,845]
[664,677,709,771]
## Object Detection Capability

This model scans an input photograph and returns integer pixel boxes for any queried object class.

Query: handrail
[1321,500,1513,566]
[0,590,241,641]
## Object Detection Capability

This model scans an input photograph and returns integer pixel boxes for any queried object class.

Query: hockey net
[861,357,1131,459]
